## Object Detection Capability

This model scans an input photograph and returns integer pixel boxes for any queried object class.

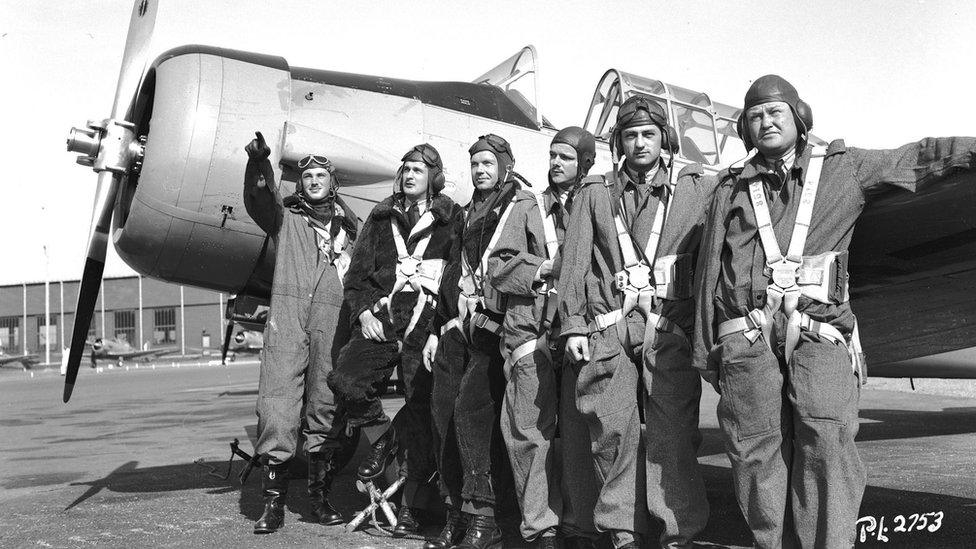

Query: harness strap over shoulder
[595,170,685,348]
[384,211,443,339]
[717,146,863,380]
[533,193,560,260]
[458,195,519,318]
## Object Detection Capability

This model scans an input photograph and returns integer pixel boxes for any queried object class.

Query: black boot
[357,426,399,479]
[392,504,421,537]
[452,513,502,549]
[253,463,289,534]
[308,452,343,525]
[563,536,596,549]
[423,507,467,549]
[534,534,559,548]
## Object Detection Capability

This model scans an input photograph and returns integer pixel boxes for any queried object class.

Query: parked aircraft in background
[61,0,976,401]
[220,329,263,365]
[87,337,179,368]
[0,351,40,370]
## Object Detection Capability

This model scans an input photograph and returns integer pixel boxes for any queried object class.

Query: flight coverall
[692,138,976,548]
[429,177,522,516]
[489,185,600,541]
[559,164,715,547]
[328,193,463,506]
[243,157,359,465]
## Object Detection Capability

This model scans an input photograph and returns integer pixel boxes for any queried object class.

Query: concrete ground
[1,361,974,548]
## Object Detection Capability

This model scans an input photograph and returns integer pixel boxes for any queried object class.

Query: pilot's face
[301,168,333,202]
[401,161,430,200]
[621,124,662,170]
[549,143,579,188]
[745,101,798,159]
[470,151,499,191]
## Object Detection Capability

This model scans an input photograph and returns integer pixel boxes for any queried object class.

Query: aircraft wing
[0,354,39,367]
[108,347,180,360]
[850,169,976,377]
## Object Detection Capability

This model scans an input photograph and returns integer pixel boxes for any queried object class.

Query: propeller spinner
[62,0,158,402]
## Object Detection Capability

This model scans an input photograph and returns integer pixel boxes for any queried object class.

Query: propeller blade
[111,0,158,121]
[64,1,157,402]
[221,322,235,365]
[63,171,122,402]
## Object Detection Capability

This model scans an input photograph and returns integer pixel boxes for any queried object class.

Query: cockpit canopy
[473,46,554,130]
[585,70,753,168]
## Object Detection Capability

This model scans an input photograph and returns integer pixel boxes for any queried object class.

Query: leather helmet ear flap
[794,99,813,132]
[430,167,445,192]
[736,112,752,151]
[664,126,680,154]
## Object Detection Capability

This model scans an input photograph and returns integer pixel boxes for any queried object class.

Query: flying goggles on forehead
[297,154,335,172]
[617,96,668,128]
[474,134,512,157]
[402,145,440,167]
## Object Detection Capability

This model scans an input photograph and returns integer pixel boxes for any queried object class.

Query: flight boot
[253,463,289,534]
[357,426,399,480]
[562,536,597,549]
[453,513,502,549]
[308,452,344,525]
[392,504,421,537]
[422,506,467,549]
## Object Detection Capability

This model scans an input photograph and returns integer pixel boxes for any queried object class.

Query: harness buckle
[770,260,801,290]
[472,313,490,330]
[398,256,420,277]
[624,263,652,290]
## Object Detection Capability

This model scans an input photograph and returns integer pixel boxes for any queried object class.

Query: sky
[0,0,974,286]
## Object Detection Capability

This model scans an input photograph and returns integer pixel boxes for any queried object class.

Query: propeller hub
[66,118,142,176]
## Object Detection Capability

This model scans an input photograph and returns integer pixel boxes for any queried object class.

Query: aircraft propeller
[62,0,158,402]
[220,322,236,366]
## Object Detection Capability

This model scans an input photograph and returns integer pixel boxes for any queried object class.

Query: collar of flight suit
[739,144,811,191]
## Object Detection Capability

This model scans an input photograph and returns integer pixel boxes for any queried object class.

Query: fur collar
[371,193,456,224]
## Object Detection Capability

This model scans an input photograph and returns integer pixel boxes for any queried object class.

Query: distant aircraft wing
[850,169,976,377]
[110,347,179,360]
[0,354,39,367]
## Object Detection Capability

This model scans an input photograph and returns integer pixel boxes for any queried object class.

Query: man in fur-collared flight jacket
[328,144,463,536]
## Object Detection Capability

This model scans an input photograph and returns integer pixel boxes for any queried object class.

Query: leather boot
[392,504,420,537]
[535,534,559,548]
[563,536,597,549]
[308,452,343,525]
[253,463,289,534]
[452,513,502,549]
[423,506,467,549]
[357,426,399,479]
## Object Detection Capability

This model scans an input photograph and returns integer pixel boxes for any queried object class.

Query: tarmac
[1,361,974,548]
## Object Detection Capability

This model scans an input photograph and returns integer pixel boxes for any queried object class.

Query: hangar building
[0,275,228,365]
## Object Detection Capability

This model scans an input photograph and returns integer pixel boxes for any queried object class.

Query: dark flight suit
[328,193,463,507]
[489,185,600,541]
[244,157,358,465]
[429,177,522,516]
[693,137,976,548]
[559,164,716,547]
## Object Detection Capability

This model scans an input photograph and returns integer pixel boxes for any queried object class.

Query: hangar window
[154,308,176,345]
[0,317,20,353]
[35,316,57,350]
[115,310,136,345]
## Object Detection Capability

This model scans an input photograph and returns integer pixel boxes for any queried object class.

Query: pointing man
[243,131,359,534]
